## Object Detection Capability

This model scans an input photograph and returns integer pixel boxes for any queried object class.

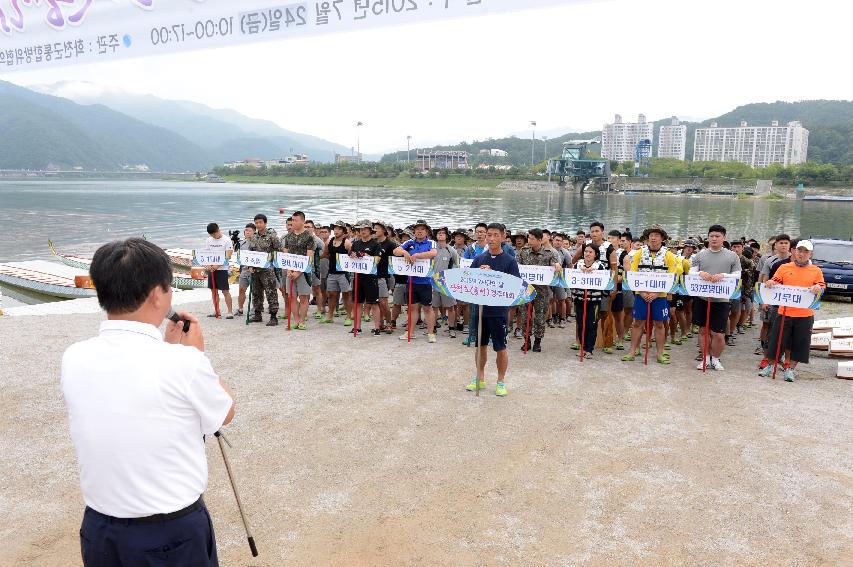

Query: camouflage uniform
[247,228,282,317]
[518,245,557,339]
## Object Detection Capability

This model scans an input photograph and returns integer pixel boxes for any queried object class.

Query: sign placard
[236,250,271,268]
[518,264,561,287]
[622,271,678,294]
[681,274,741,300]
[562,269,615,291]
[459,258,473,269]
[336,254,377,275]
[388,256,434,278]
[432,268,535,307]
[754,283,821,310]
[192,249,225,267]
[274,252,312,273]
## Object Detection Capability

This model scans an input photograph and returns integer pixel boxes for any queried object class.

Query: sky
[5,0,852,154]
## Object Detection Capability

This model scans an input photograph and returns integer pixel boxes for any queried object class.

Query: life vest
[571,260,606,301]
[638,246,669,272]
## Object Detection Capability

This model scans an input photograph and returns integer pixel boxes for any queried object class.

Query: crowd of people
[199,213,826,394]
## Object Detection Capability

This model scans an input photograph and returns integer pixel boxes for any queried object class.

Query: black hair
[286,216,293,222]
[621,232,632,239]
[254,213,268,222]
[590,221,604,231]
[90,238,172,314]
[542,228,551,235]
[206,223,219,234]
[776,233,791,243]
[486,222,503,232]
[742,247,754,259]
[528,228,544,240]
[475,222,488,230]
[245,223,256,230]
[708,224,726,235]
[731,240,744,247]
[305,219,315,226]
[608,229,621,238]
[790,237,800,248]
[292,211,305,220]
[723,240,731,249]
[749,242,760,250]
[576,230,585,235]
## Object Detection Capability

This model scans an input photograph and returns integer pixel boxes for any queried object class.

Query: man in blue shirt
[394,220,439,343]
[467,223,521,397]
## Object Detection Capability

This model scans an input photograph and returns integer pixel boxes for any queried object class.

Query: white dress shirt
[61,320,233,518]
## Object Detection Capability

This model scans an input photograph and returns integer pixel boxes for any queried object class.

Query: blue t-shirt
[464,242,516,260]
[471,249,521,318]
[400,238,437,285]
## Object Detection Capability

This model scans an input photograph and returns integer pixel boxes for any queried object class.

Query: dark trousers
[79,503,218,566]
[574,298,599,353]
[765,313,813,364]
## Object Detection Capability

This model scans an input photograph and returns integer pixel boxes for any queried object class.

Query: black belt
[87,496,204,525]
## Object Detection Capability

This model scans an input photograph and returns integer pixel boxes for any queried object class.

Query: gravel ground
[1,298,852,566]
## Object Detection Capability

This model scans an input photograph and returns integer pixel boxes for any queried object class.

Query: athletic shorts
[238,268,251,290]
[633,296,670,322]
[729,298,743,314]
[600,294,611,313]
[208,270,229,291]
[477,316,507,352]
[393,282,408,305]
[552,285,568,300]
[311,273,321,287]
[326,273,351,293]
[672,294,687,311]
[692,298,729,334]
[378,277,391,299]
[766,314,813,364]
[288,272,311,296]
[411,283,433,306]
[742,297,753,311]
[610,290,624,312]
[622,289,635,309]
[432,290,457,308]
[355,275,379,305]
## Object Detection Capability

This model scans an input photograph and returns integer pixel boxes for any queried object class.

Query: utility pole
[530,121,537,167]
[356,121,363,163]
[407,135,411,166]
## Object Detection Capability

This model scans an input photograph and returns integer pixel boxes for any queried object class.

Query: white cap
[797,240,814,251]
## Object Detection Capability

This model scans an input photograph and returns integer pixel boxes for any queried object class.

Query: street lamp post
[543,135,548,161]
[530,120,537,167]
[407,135,411,166]
[356,121,363,163]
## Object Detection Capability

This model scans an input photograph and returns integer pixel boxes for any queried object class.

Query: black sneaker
[371,328,381,336]
[266,316,278,326]
[532,338,542,352]
[250,313,263,323]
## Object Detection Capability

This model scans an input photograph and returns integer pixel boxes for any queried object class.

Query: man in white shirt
[62,238,235,566]
[205,222,234,319]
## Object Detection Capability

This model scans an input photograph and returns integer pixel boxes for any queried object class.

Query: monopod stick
[772,312,786,380]
[214,431,258,558]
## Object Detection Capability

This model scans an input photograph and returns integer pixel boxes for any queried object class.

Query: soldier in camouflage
[247,213,283,326]
[517,228,562,352]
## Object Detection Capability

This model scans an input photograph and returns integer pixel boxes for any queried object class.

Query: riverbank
[223,173,502,189]
[2,297,852,565]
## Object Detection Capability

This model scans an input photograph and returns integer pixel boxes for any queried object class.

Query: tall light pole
[356,121,363,163]
[407,135,412,166]
[543,135,548,161]
[530,121,537,167]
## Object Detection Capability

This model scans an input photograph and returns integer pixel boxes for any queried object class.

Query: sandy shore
[1,298,852,566]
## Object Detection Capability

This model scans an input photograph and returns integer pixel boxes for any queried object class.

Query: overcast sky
[6,0,851,153]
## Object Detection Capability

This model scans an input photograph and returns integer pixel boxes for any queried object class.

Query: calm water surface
[1,179,851,263]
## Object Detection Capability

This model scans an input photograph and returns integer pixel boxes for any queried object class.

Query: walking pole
[702,300,711,373]
[407,275,413,343]
[211,268,220,318]
[214,432,258,558]
[475,304,484,397]
[353,273,360,337]
[245,273,253,326]
[287,276,294,330]
[523,302,532,355]
[581,290,588,363]
[771,312,786,380]
[644,301,651,365]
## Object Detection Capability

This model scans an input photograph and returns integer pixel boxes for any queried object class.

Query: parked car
[811,238,853,298]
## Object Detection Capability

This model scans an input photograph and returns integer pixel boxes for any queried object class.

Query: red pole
[581,290,588,362]
[644,301,651,365]
[353,273,359,337]
[287,276,293,330]
[407,275,413,343]
[772,311,786,380]
[702,300,711,373]
[211,268,220,318]
[524,301,532,354]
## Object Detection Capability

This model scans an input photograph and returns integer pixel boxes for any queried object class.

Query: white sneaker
[709,357,725,371]
[696,356,711,370]
[428,333,437,343]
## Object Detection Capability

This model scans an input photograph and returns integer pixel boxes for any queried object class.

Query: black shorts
[610,291,624,312]
[410,283,433,306]
[355,275,379,305]
[672,294,688,311]
[207,270,229,290]
[692,298,729,334]
[767,314,813,364]
[477,316,508,352]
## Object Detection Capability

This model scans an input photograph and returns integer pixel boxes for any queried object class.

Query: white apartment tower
[693,120,809,167]
[601,114,654,163]
[658,116,687,160]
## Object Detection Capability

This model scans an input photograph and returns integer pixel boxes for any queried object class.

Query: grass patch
[761,192,785,200]
[222,173,502,189]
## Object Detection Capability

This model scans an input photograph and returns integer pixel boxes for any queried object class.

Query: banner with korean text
[621,271,678,294]
[0,0,575,73]
[336,254,377,275]
[753,283,822,310]
[681,274,741,300]
[236,250,272,269]
[388,256,434,278]
[562,269,615,291]
[274,252,312,273]
[518,264,561,287]
[192,249,225,267]
[432,268,535,307]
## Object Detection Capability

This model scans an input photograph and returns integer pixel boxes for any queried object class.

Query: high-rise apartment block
[693,120,809,167]
[601,114,654,163]
[657,116,687,161]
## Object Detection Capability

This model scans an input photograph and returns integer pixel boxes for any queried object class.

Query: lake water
[2,179,851,265]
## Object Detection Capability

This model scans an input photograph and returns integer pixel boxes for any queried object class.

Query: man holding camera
[62,238,235,566]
